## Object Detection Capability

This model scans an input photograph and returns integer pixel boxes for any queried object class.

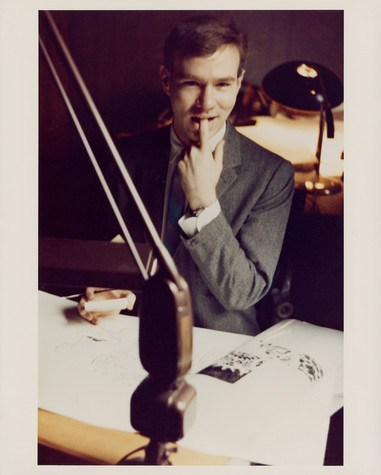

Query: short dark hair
[163,15,248,76]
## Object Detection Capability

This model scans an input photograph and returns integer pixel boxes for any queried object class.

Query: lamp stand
[300,105,341,196]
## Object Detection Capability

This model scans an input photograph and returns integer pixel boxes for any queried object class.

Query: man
[79,15,294,336]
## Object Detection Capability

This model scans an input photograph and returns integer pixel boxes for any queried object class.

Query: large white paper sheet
[38,291,249,432]
[38,291,343,465]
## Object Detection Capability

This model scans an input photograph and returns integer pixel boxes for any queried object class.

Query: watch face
[193,207,206,218]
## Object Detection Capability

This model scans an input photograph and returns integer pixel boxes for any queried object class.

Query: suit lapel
[141,126,171,234]
[217,122,242,198]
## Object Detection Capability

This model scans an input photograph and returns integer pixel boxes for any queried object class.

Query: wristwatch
[189,206,207,218]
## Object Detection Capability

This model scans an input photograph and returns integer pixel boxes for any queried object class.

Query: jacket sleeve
[182,158,295,311]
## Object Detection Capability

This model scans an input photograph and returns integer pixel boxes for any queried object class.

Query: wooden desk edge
[38,408,230,466]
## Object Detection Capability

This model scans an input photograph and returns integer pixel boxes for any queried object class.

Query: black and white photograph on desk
[2,2,381,474]
[199,340,325,385]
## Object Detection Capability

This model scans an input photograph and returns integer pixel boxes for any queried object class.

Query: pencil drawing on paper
[91,345,147,388]
[54,325,128,351]
[52,324,147,388]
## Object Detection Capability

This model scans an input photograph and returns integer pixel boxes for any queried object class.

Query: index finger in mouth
[199,118,210,149]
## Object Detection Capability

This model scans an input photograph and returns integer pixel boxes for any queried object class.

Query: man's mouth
[191,116,216,124]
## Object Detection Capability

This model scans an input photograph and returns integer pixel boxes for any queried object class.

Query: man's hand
[78,288,136,325]
[178,119,224,210]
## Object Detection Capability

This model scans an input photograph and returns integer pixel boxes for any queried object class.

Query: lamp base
[297,177,342,195]
[117,440,176,465]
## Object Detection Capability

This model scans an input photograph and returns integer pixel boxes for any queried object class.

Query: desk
[38,409,229,465]
[38,408,343,465]
[38,291,343,465]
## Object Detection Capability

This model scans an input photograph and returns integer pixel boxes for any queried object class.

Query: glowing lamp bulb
[296,64,318,78]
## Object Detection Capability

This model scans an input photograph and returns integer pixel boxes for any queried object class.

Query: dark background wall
[40,10,343,159]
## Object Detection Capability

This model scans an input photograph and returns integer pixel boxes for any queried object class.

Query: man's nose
[197,85,215,110]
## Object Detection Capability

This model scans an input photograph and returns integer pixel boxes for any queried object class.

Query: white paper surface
[38,291,343,465]
[38,291,249,433]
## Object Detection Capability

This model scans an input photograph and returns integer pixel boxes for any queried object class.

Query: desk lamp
[262,61,343,195]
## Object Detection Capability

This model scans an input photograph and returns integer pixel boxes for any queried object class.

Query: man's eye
[217,82,231,88]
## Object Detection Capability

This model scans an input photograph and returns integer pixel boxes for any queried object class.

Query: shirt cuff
[179,200,221,238]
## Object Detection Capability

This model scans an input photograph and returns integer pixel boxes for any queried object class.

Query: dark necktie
[164,165,185,255]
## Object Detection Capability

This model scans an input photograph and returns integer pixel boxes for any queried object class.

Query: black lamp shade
[262,61,343,113]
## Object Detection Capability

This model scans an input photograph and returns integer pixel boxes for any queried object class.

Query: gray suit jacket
[117,121,294,335]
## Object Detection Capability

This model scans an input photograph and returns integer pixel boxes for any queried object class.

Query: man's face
[160,45,244,146]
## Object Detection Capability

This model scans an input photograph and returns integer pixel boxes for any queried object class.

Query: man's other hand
[78,288,136,324]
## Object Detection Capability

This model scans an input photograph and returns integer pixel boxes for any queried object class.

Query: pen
[84,298,129,312]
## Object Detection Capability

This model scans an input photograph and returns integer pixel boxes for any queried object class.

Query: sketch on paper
[51,322,147,389]
[91,346,147,388]
[259,341,294,362]
[54,323,129,351]
[297,353,324,382]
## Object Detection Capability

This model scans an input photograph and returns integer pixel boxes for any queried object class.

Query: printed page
[181,319,343,465]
